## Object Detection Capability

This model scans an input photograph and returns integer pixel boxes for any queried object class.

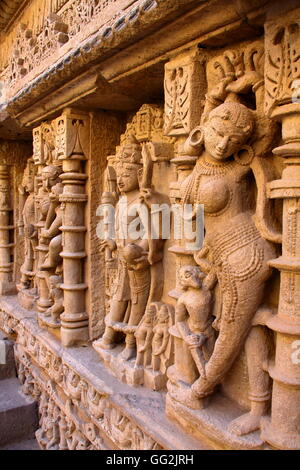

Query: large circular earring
[233,145,254,166]
[184,126,204,155]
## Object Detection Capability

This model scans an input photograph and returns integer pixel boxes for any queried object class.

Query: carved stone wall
[1,0,300,452]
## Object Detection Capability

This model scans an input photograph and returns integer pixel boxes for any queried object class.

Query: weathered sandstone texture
[0,0,299,450]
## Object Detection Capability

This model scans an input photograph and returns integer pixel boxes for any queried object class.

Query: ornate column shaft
[55,110,89,347]
[0,165,15,294]
[164,48,206,300]
[263,105,300,449]
[261,6,300,449]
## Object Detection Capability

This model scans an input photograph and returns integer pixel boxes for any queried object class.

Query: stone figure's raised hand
[226,71,263,94]
[209,76,235,102]
[99,239,116,253]
[185,333,206,348]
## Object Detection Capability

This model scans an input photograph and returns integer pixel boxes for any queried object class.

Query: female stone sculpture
[175,73,280,431]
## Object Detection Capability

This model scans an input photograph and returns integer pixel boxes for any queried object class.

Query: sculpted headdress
[115,134,142,166]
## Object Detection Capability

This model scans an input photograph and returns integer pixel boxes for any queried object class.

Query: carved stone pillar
[168,154,197,300]
[262,6,300,449]
[55,109,90,347]
[0,165,15,295]
[164,49,206,300]
[263,105,300,449]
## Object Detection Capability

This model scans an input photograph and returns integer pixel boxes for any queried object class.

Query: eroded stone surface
[0,0,299,451]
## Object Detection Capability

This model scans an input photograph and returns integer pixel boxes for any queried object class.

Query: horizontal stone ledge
[268,363,300,388]
[0,225,15,230]
[60,251,86,259]
[60,283,88,291]
[268,256,300,272]
[59,226,87,233]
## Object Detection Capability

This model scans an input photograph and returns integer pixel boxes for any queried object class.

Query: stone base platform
[94,342,167,390]
[0,296,207,450]
[0,296,272,450]
[166,395,267,450]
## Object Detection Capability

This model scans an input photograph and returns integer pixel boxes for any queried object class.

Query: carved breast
[195,177,231,215]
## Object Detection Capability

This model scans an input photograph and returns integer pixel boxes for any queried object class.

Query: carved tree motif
[265,18,300,114]
[164,50,206,136]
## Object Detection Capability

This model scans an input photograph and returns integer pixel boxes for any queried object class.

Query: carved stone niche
[17,122,59,313]
[0,140,31,296]
[165,39,284,450]
[93,103,175,389]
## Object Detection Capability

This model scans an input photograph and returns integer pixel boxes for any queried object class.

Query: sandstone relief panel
[165,42,283,447]
[16,109,90,347]
[7,40,287,450]
[93,104,175,390]
[2,2,300,450]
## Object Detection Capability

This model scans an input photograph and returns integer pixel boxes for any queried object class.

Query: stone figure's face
[202,102,254,162]
[203,117,247,161]
[116,163,139,193]
[49,276,62,293]
[144,305,156,323]
[41,166,60,191]
[179,266,203,290]
[158,306,169,323]
[22,170,34,193]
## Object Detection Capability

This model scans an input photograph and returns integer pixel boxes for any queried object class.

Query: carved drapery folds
[17,108,89,346]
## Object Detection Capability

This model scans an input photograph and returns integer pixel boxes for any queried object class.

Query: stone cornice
[0,0,25,31]
[4,0,203,117]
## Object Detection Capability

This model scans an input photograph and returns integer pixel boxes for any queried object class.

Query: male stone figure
[95,135,165,361]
